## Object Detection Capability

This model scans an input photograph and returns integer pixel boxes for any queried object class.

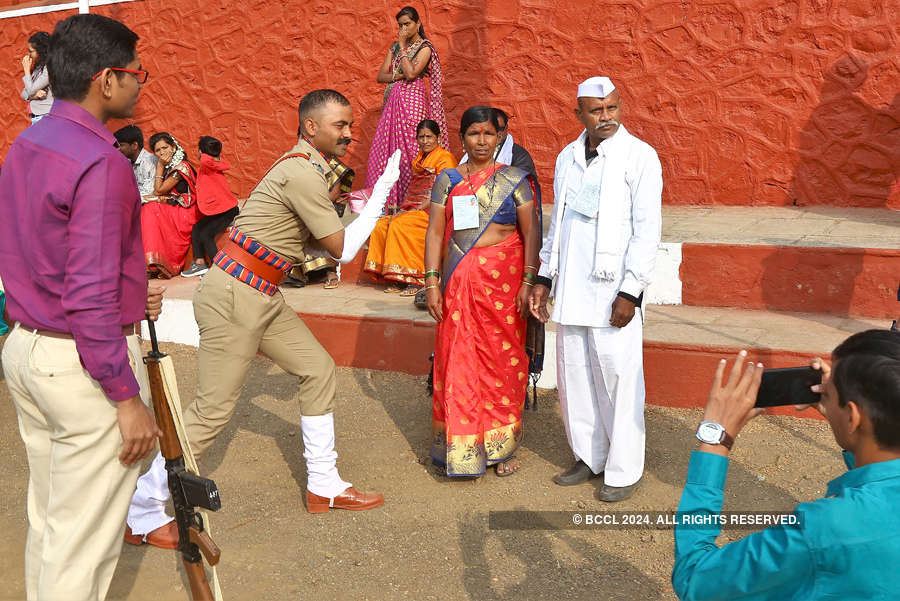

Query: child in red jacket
[181,136,239,277]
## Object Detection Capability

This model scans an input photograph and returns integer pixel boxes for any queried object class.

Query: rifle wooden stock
[182,560,215,601]
[144,357,182,460]
[144,321,220,601]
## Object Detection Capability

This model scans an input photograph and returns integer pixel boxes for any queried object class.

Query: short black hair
[47,14,139,102]
[148,132,176,152]
[416,119,440,137]
[832,329,900,450]
[114,124,143,147]
[28,31,51,65]
[199,135,222,157]
[297,89,350,135]
[493,108,509,128]
[459,105,500,137]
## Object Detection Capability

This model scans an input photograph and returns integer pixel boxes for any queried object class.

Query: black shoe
[891,320,899,333]
[280,274,307,288]
[553,460,601,486]
[597,479,641,502]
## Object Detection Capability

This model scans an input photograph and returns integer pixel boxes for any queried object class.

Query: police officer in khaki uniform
[126,90,402,544]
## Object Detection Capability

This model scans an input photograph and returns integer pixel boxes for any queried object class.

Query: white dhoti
[556,318,645,487]
[127,412,351,533]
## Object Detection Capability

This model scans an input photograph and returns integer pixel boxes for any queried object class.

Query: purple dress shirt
[0,100,147,401]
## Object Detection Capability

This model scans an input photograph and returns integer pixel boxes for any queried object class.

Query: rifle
[144,320,222,601]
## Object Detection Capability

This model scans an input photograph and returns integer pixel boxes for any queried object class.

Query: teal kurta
[673,450,900,600]
[0,290,8,335]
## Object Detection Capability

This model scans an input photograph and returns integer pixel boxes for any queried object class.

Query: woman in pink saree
[367,6,448,210]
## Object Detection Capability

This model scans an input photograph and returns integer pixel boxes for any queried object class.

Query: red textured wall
[1,0,898,208]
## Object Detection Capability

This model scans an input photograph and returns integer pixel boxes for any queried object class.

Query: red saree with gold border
[429,164,534,476]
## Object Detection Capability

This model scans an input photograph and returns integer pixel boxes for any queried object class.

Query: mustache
[337,137,352,146]
[594,121,618,129]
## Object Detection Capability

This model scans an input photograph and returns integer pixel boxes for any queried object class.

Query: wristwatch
[695,420,734,450]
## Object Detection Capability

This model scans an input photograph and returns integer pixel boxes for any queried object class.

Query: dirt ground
[0,341,844,601]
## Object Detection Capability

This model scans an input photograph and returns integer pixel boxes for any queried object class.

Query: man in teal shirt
[673,330,900,600]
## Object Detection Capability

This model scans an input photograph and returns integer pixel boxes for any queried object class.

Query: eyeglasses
[91,68,150,84]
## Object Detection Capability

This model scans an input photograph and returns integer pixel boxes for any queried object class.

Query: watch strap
[720,430,734,450]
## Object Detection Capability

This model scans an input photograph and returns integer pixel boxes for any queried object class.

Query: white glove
[361,149,402,219]
[334,149,402,263]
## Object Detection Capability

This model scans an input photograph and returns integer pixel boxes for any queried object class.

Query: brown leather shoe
[124,521,179,549]
[306,487,384,514]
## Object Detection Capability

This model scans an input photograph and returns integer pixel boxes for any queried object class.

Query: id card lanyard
[452,164,495,231]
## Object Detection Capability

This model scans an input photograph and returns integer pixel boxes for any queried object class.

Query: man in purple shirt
[0,15,162,601]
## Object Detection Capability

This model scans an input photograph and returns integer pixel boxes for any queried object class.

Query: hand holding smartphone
[755,366,822,408]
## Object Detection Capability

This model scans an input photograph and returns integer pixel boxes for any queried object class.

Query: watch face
[697,421,724,444]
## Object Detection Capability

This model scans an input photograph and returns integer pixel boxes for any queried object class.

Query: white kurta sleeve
[619,145,663,298]
[538,149,569,279]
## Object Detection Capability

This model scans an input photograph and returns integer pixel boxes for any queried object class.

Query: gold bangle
[525,265,537,271]
[424,285,439,291]
[521,280,535,287]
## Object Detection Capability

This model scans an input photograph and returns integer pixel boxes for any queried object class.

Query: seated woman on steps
[365,119,456,295]
[141,132,200,278]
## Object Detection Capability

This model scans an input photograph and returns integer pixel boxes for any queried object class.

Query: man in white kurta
[530,77,662,502]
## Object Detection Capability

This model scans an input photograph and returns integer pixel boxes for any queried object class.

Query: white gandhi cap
[577,76,616,99]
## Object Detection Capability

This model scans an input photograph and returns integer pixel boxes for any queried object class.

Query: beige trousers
[2,324,150,601]
[184,266,336,456]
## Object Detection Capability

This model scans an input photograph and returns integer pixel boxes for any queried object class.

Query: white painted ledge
[0,0,138,20]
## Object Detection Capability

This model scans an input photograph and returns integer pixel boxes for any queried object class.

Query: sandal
[324,274,339,289]
[495,457,520,478]
[399,285,421,297]
[414,288,428,309]
[384,285,402,293]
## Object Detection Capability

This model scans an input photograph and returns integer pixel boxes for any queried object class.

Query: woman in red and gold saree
[424,106,540,477]
[365,119,457,294]
[142,132,200,278]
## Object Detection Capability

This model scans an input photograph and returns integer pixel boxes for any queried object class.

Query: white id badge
[452,195,479,230]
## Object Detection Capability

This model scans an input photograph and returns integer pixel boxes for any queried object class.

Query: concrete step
[657,206,899,318]
[146,276,887,417]
[331,205,900,318]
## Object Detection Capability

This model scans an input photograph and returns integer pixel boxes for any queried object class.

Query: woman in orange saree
[424,106,540,477]
[365,119,457,294]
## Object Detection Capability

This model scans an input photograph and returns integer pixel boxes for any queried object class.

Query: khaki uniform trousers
[2,325,150,601]
[184,265,336,456]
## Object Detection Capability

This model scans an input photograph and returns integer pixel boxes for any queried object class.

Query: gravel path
[0,341,842,601]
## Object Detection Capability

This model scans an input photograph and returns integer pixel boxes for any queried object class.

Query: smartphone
[755,366,822,408]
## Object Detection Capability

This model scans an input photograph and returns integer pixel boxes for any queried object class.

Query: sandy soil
[0,341,843,601]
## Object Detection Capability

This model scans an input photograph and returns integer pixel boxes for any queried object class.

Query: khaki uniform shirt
[233,138,343,264]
